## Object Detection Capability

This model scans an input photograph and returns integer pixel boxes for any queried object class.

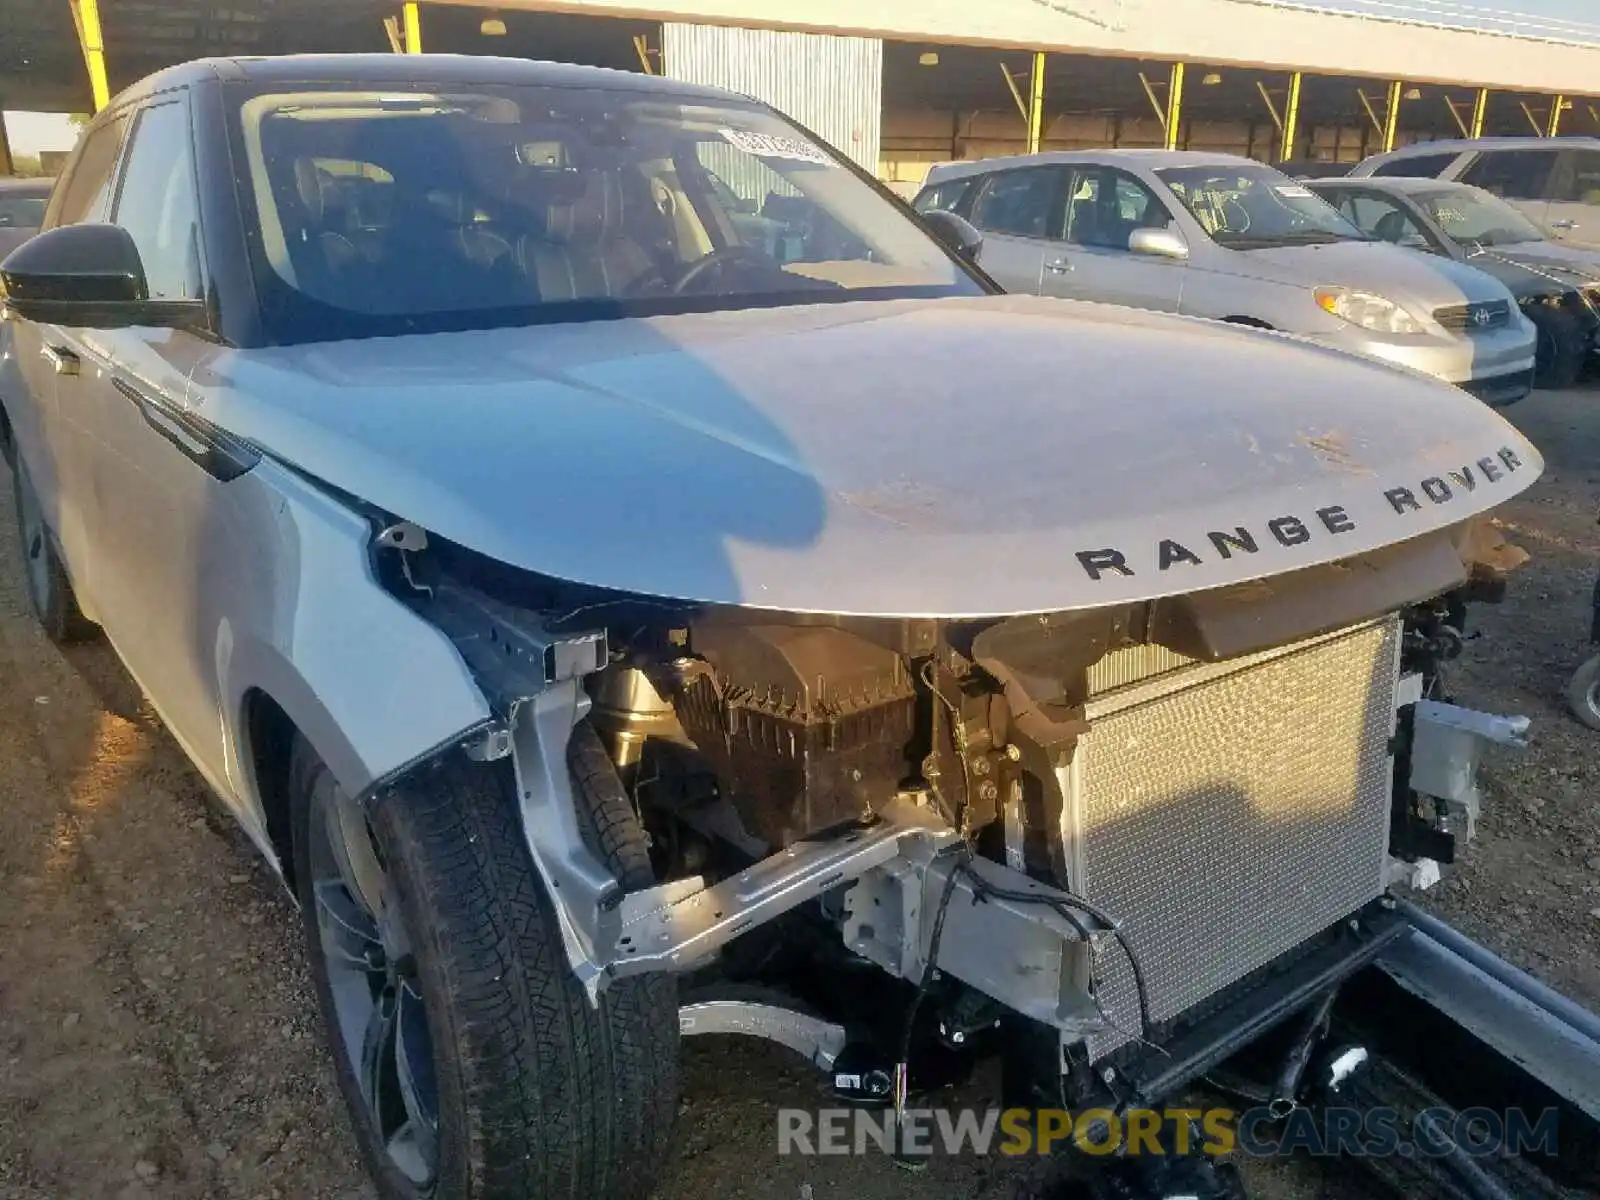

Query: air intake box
[676,624,916,847]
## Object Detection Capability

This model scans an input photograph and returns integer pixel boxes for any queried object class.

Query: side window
[1370,151,1460,179]
[1063,167,1172,251]
[1551,150,1600,204]
[1341,192,1428,245]
[1459,150,1558,200]
[110,101,202,301]
[50,113,131,227]
[969,168,1060,238]
[913,176,973,216]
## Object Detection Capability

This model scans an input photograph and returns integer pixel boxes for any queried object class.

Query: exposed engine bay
[376,511,1532,1091]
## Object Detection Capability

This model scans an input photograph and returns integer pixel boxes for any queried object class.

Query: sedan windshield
[1414,187,1546,248]
[1154,164,1367,249]
[228,83,983,342]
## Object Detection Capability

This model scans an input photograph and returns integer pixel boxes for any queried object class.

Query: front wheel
[1568,654,1600,732]
[1528,305,1588,390]
[291,723,679,1200]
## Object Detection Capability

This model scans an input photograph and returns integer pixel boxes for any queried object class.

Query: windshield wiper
[1219,231,1352,250]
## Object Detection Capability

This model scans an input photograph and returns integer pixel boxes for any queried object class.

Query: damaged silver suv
[0,54,1545,1200]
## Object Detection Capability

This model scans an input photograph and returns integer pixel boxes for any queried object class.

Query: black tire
[291,721,679,1200]
[9,456,97,644]
[1567,653,1600,732]
[1528,304,1587,390]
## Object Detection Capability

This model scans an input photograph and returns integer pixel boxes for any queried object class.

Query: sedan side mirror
[1129,227,1190,261]
[921,209,984,264]
[0,223,206,331]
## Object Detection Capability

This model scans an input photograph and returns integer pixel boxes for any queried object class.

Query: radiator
[1063,620,1401,1060]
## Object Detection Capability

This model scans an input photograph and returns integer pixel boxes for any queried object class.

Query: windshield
[0,193,48,229]
[1154,164,1367,249]
[1415,186,1546,248]
[228,83,983,342]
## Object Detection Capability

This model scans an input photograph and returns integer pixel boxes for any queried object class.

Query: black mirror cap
[0,223,205,331]
[921,209,984,264]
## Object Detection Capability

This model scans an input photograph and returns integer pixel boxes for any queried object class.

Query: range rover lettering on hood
[216,294,1545,617]
[1076,444,1526,581]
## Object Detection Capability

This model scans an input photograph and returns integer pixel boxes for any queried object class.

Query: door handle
[42,345,81,377]
[1550,219,1578,230]
[1044,257,1074,274]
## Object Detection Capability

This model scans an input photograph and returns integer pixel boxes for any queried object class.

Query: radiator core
[1063,620,1401,1059]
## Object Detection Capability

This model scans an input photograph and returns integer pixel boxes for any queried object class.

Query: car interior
[240,96,917,316]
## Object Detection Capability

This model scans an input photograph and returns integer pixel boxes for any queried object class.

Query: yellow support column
[1026,51,1046,154]
[403,2,423,54]
[1548,95,1565,137]
[1471,88,1489,138]
[1280,71,1302,162]
[1382,79,1403,152]
[1165,61,1186,151]
[69,0,111,113]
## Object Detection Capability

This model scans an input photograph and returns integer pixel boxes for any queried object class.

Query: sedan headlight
[1314,287,1429,335]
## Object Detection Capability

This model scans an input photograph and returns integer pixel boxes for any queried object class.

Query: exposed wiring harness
[891,842,1162,1123]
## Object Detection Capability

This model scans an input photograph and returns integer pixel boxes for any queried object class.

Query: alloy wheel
[307,778,440,1189]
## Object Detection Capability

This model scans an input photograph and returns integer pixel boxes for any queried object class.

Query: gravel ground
[0,387,1594,1200]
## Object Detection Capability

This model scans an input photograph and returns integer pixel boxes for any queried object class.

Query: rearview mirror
[0,223,207,331]
[921,209,984,264]
[1129,227,1189,261]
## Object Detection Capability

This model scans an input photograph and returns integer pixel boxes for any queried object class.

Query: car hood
[197,295,1541,618]
[1218,239,1510,307]
[1471,241,1600,288]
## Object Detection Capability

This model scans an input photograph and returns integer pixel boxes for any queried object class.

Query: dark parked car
[0,178,53,259]
[1311,175,1600,386]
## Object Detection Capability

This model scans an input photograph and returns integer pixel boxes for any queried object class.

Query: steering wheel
[670,244,782,295]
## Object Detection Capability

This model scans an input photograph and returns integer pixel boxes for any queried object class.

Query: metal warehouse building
[3,0,1600,188]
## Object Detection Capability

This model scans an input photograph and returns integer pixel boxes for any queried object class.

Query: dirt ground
[0,388,1595,1200]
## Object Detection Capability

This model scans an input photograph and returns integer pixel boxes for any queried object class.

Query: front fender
[217,457,492,821]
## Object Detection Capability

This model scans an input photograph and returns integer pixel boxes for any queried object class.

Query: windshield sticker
[1274,184,1314,199]
[718,128,837,166]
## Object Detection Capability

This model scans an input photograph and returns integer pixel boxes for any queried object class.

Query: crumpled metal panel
[1068,620,1400,1059]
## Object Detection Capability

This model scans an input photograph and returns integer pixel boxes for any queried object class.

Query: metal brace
[1410,699,1530,841]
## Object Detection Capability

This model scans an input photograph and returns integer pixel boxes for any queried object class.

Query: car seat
[516,170,654,301]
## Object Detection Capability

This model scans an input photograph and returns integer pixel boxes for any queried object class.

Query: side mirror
[921,209,984,264]
[0,223,206,331]
[1128,227,1189,261]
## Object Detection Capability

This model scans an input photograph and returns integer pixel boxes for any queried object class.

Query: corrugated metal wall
[661,23,883,172]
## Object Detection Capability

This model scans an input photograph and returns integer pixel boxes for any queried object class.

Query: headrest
[539,170,624,246]
[293,158,324,223]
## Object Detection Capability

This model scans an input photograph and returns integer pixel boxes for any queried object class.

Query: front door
[65,94,236,797]
[1041,166,1186,312]
[1547,148,1600,245]
[1459,148,1560,237]
[967,165,1068,294]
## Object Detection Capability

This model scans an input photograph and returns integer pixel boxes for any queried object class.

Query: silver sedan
[917,150,1538,405]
